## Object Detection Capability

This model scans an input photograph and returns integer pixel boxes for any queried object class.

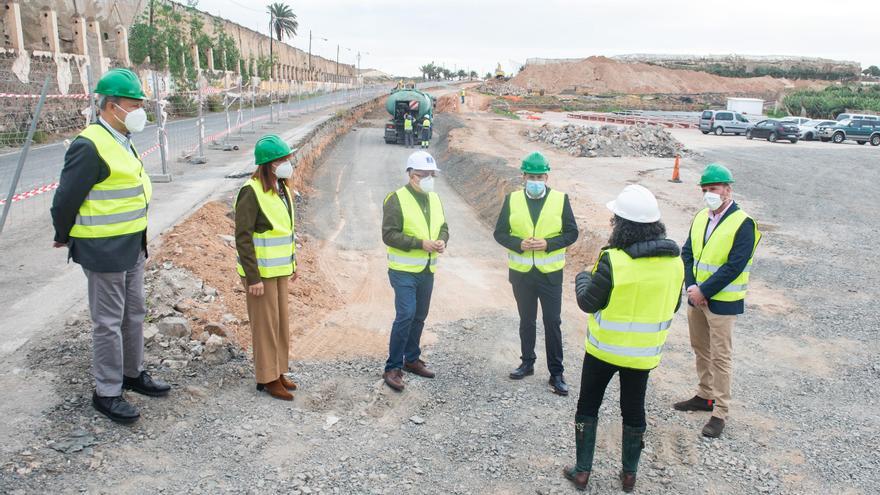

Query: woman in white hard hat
[563,184,684,493]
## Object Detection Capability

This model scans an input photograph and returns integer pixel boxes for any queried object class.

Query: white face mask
[418,175,435,193]
[704,191,723,210]
[114,104,147,133]
[274,161,294,179]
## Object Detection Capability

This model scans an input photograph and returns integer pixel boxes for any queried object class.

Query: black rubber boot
[563,416,597,490]
[621,424,646,492]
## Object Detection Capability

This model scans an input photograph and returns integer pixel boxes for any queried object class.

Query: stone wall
[0,0,356,90]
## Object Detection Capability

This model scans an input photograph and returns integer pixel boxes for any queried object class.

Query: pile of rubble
[143,261,241,370]
[526,123,684,158]
[476,80,528,97]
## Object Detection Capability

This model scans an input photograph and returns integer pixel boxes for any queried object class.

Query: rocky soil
[526,123,685,158]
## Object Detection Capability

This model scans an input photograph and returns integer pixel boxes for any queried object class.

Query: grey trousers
[83,250,146,397]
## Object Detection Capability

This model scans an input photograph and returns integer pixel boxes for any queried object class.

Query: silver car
[797,119,837,141]
[699,110,751,135]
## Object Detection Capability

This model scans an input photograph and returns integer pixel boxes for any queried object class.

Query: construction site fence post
[0,77,51,236]
[195,83,206,162]
[152,71,171,182]
[87,65,96,124]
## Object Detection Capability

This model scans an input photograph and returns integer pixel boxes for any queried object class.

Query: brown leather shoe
[702,416,725,438]
[257,379,293,401]
[562,466,590,491]
[403,359,435,378]
[383,369,405,391]
[620,471,637,492]
[279,374,298,391]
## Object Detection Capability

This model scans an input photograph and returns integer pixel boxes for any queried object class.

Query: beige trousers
[244,276,290,384]
[687,304,737,420]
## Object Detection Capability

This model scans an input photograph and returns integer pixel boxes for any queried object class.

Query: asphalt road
[0,85,391,197]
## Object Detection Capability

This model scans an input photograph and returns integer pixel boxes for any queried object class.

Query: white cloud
[197,0,880,76]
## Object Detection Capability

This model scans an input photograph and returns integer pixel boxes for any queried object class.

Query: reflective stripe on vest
[235,178,296,279]
[585,248,684,370]
[385,186,445,273]
[689,208,761,302]
[506,189,566,273]
[69,124,152,239]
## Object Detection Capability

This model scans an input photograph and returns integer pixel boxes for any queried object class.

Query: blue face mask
[525,180,546,198]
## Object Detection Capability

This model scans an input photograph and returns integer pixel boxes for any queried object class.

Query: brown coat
[234,181,293,286]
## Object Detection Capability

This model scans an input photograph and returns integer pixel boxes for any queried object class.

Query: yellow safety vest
[404,118,413,131]
[69,124,152,239]
[689,208,761,302]
[586,248,684,370]
[385,186,445,274]
[235,178,296,279]
[422,118,431,129]
[507,189,566,273]
[460,90,465,96]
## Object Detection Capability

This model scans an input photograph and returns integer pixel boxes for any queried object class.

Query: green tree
[863,65,880,77]
[268,3,299,42]
[456,69,467,80]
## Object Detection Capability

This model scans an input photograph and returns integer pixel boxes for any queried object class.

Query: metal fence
[0,65,384,234]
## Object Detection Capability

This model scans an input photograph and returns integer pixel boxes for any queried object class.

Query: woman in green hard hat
[234,135,299,401]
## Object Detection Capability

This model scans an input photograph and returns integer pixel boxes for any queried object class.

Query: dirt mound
[511,56,827,96]
[526,122,685,158]
[151,200,341,355]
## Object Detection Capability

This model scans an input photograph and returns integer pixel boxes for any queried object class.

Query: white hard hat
[606,184,661,223]
[406,151,440,172]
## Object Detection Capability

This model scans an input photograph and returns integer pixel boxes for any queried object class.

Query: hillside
[511,56,829,97]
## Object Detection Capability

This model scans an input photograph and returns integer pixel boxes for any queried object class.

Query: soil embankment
[511,56,828,96]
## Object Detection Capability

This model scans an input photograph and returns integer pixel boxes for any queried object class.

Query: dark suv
[745,120,799,143]
[825,119,880,146]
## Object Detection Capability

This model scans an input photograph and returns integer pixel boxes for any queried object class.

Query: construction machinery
[384,89,434,145]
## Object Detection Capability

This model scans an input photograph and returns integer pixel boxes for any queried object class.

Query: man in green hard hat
[674,163,761,438]
[52,68,169,425]
[494,151,579,395]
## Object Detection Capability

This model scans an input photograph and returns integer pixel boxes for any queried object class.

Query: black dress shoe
[509,363,535,380]
[123,371,171,397]
[92,392,140,424]
[550,375,569,396]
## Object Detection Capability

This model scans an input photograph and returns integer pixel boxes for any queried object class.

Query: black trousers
[511,274,564,375]
[576,352,650,428]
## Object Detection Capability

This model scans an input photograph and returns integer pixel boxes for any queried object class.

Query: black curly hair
[607,215,667,249]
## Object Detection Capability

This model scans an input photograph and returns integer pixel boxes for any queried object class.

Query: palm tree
[268,3,299,42]
[267,2,298,68]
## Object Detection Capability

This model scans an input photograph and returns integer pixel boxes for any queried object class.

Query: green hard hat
[254,134,293,165]
[521,151,550,174]
[700,163,734,185]
[94,68,145,100]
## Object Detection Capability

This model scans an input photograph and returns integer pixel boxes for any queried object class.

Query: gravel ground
[1,112,876,495]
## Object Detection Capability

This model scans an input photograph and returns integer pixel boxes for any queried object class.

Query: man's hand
[52,241,67,248]
[521,237,547,251]
[434,240,446,254]
[248,282,265,297]
[290,271,299,283]
[687,285,708,306]
[421,239,437,253]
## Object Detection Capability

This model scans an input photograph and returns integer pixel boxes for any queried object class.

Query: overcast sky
[195,0,880,76]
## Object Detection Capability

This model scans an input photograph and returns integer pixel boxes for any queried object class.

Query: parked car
[745,119,799,143]
[798,119,838,141]
[823,119,880,146]
[836,113,879,122]
[780,117,812,126]
[699,110,751,135]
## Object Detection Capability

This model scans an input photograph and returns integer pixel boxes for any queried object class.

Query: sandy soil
[511,56,828,96]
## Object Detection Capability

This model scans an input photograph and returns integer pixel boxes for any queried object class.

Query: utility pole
[335,44,339,90]
[308,30,312,73]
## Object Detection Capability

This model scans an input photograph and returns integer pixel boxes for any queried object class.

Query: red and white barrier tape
[0,92,90,100]
[0,182,59,205]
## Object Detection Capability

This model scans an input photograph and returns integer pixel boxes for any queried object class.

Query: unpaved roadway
[1,88,876,494]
